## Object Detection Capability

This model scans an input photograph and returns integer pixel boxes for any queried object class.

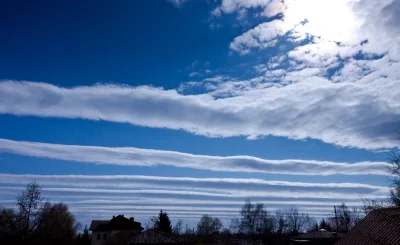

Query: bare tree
[350,207,364,227]
[388,151,400,207]
[173,219,183,234]
[308,222,319,232]
[285,205,310,235]
[305,218,317,232]
[197,215,222,235]
[238,199,271,236]
[362,148,400,212]
[185,225,194,235]
[274,210,286,235]
[16,182,43,236]
[229,218,240,234]
[262,211,275,234]
[336,203,351,232]
[333,203,364,232]
[319,218,333,231]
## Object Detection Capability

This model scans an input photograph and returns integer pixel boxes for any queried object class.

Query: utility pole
[334,206,339,232]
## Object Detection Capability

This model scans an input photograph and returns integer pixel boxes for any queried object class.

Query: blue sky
[0,0,399,229]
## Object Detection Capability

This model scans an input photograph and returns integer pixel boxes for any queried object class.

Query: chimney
[130,217,134,222]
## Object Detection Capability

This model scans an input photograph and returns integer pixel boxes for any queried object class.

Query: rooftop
[89,215,144,232]
[336,207,400,245]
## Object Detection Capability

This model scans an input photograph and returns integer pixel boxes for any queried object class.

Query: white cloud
[261,0,284,17]
[191,0,400,151]
[0,174,388,195]
[0,185,386,227]
[282,0,361,44]
[3,0,399,225]
[267,55,286,69]
[213,0,284,18]
[188,72,201,77]
[1,172,385,222]
[0,138,389,175]
[332,59,372,83]
[0,198,365,218]
[229,19,286,54]
[1,79,399,150]
[287,41,357,67]
[283,68,322,82]
[67,205,334,213]
[266,69,285,79]
[226,0,400,61]
[0,185,387,202]
[2,3,400,152]
[0,198,362,208]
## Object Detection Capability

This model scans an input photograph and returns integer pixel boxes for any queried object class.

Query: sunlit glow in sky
[284,0,361,43]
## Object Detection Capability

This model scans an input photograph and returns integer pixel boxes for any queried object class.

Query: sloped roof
[132,229,185,244]
[336,207,400,245]
[89,220,109,231]
[89,215,144,231]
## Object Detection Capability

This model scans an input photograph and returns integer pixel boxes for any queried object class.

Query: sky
[0,0,400,229]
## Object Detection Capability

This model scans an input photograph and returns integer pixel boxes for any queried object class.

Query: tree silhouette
[16,182,43,237]
[79,225,91,245]
[197,215,222,235]
[285,205,311,235]
[274,210,286,235]
[154,209,172,233]
[1,182,82,245]
[238,199,272,237]
[388,151,400,207]
[319,218,333,231]
[172,219,183,234]
[331,203,363,232]
[308,222,319,232]
[37,202,80,244]
[0,208,18,241]
[363,146,400,211]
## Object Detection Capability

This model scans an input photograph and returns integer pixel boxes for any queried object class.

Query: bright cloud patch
[226,0,399,56]
[230,20,286,54]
